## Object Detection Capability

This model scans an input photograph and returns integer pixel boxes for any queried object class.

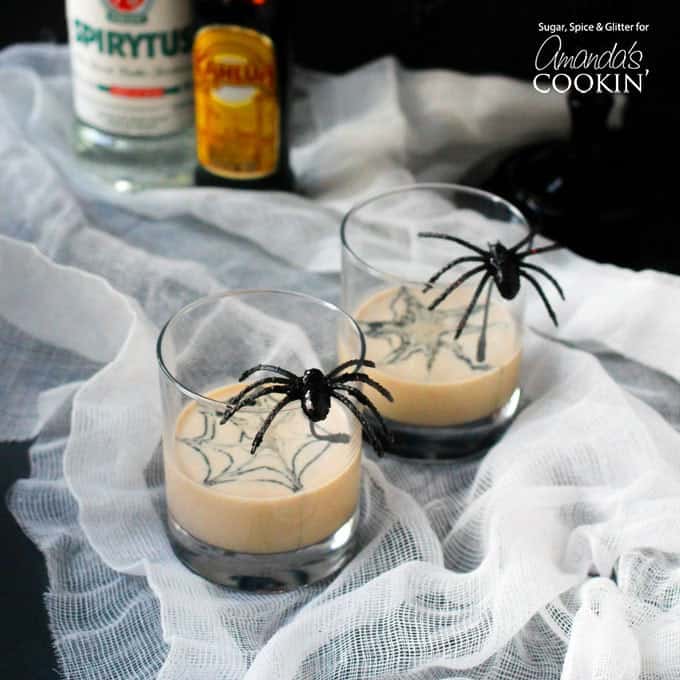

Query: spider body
[418,231,565,361]
[220,360,393,456]
[301,368,331,421]
[488,242,521,299]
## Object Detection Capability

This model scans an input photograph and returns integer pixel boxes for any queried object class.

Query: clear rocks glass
[341,183,528,461]
[157,290,366,590]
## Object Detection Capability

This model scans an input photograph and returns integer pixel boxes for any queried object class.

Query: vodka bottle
[66,0,195,190]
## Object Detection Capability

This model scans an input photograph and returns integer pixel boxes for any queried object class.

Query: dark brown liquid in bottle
[192,0,294,190]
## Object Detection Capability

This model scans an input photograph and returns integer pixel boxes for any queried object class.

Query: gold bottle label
[193,25,280,179]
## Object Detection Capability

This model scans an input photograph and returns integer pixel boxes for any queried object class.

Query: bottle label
[66,0,194,137]
[193,25,280,179]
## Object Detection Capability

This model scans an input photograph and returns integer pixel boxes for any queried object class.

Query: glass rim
[156,288,367,411]
[340,182,529,285]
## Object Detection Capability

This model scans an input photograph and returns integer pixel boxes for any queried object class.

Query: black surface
[0,441,58,679]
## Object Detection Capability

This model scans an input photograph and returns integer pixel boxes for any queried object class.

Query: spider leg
[428,264,487,311]
[520,271,558,326]
[520,263,565,299]
[220,385,290,424]
[250,395,297,455]
[332,392,390,457]
[219,397,252,425]
[516,243,562,258]
[327,358,376,378]
[225,376,290,408]
[418,232,488,256]
[239,364,298,381]
[240,385,291,401]
[332,384,391,438]
[422,256,485,292]
[476,278,494,363]
[332,391,381,441]
[455,272,491,339]
[332,372,394,402]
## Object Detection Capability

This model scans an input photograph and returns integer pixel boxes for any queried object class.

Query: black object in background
[481,90,678,274]
[473,4,679,276]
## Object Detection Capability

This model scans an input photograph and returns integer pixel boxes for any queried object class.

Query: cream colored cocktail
[353,285,521,427]
[166,384,362,554]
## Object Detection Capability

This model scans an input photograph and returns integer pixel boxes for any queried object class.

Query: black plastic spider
[418,231,565,360]
[219,359,394,456]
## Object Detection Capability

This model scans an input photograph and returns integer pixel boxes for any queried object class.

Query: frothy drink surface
[354,286,521,426]
[166,384,361,554]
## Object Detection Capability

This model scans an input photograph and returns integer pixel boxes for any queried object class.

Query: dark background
[1,0,674,115]
[0,0,672,77]
[1,1,678,678]
[1,0,676,199]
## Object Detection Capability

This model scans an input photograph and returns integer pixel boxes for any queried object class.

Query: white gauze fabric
[2,44,680,680]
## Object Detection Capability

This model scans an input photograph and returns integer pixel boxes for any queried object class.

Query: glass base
[167,508,360,591]
[73,121,196,191]
[383,387,521,462]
